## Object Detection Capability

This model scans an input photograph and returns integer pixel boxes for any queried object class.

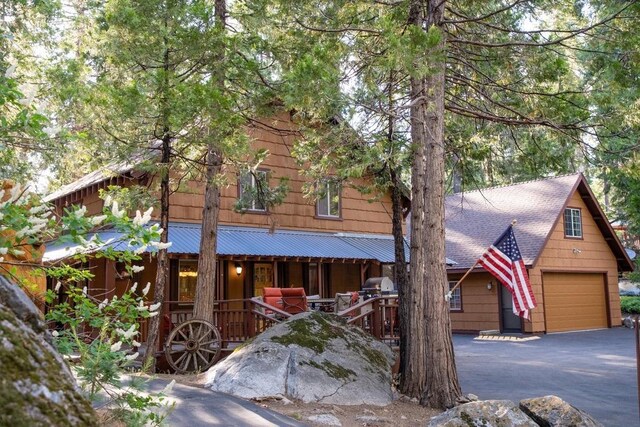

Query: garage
[543,272,609,333]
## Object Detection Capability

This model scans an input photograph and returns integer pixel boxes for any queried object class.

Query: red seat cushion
[262,287,283,311]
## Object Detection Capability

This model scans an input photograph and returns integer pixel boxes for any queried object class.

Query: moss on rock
[0,300,97,426]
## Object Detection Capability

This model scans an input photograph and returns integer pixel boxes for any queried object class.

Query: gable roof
[445,173,634,272]
[43,161,137,202]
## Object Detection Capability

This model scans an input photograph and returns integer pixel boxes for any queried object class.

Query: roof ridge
[448,172,582,197]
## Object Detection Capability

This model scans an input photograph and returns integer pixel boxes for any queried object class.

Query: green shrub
[620,296,640,314]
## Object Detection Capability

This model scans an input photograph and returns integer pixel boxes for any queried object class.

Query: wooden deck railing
[337,296,399,347]
[143,295,399,353]
[154,298,293,352]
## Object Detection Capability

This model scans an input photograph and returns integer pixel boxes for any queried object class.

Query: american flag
[478,225,537,319]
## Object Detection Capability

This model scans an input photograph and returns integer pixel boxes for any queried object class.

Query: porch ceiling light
[235,262,243,276]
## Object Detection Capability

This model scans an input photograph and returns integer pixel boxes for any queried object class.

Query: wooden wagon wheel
[164,319,221,374]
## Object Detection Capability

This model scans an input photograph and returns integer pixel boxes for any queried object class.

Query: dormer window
[564,207,582,238]
[317,180,341,218]
[238,170,267,212]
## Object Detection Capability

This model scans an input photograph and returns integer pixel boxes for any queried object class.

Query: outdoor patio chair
[281,287,307,314]
[335,291,359,315]
[262,287,284,314]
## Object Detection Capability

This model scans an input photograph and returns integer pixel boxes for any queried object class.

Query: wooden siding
[166,112,397,235]
[528,190,621,333]
[449,272,500,332]
[330,263,361,295]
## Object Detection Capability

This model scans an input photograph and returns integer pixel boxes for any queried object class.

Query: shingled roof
[445,173,634,272]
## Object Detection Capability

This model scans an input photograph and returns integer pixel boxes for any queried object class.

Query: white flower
[124,352,139,362]
[133,208,153,226]
[155,242,172,250]
[147,311,159,317]
[132,340,142,347]
[111,201,125,218]
[74,205,87,219]
[103,195,113,207]
[0,257,4,263]
[91,215,107,226]
[29,204,48,215]
[15,226,31,238]
[98,299,108,310]
[133,245,148,255]
[0,247,7,255]
[43,126,60,138]
[131,265,144,273]
[142,282,151,296]
[149,302,161,312]
[82,286,87,296]
[130,282,138,293]
[116,324,137,340]
[110,341,123,352]
[54,281,61,292]
[51,330,59,337]
[162,379,176,394]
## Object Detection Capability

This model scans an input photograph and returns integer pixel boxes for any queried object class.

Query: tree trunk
[193,0,226,323]
[144,8,173,373]
[403,0,462,409]
[390,168,409,376]
[144,135,171,373]
[193,148,222,322]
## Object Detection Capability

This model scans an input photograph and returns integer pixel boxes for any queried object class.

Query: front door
[500,284,522,332]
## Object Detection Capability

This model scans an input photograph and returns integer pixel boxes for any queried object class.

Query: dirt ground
[158,373,442,426]
[254,396,441,426]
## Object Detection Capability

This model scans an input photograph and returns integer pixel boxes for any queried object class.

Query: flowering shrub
[0,182,173,426]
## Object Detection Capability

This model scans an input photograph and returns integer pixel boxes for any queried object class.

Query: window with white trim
[564,208,582,238]
[238,170,267,212]
[317,180,341,218]
[448,281,462,311]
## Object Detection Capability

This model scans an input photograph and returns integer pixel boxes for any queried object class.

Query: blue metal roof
[44,222,457,264]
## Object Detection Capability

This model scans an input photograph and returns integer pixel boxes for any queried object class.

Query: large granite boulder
[205,311,395,405]
[0,276,97,426]
[427,400,538,427]
[519,395,603,427]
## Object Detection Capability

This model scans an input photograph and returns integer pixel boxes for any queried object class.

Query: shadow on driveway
[454,327,638,426]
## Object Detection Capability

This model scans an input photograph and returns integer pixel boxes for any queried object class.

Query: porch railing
[337,296,399,347]
[155,298,293,352]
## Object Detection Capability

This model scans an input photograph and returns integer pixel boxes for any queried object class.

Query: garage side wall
[449,272,500,332]
[527,191,620,333]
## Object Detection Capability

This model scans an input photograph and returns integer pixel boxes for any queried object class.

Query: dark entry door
[500,284,522,332]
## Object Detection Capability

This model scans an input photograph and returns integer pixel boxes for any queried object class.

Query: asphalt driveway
[454,327,638,426]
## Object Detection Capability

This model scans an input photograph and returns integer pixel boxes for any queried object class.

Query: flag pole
[446,219,517,301]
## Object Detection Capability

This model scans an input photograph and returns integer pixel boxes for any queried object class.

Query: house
[44,115,629,336]
[43,112,410,303]
[445,173,634,334]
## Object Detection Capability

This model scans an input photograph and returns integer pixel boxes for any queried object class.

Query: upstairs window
[238,170,267,212]
[448,281,462,311]
[564,208,582,238]
[317,180,341,218]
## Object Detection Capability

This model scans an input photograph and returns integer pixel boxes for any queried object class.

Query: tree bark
[144,6,173,373]
[403,0,462,409]
[390,167,409,376]
[193,0,226,322]
[144,134,170,373]
[193,148,222,322]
